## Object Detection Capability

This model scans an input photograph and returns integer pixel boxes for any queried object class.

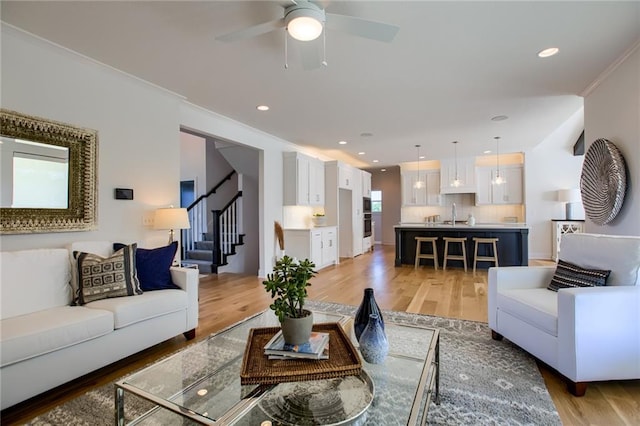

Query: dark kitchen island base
[395,225,529,269]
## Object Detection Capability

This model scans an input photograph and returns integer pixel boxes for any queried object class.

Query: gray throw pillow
[547,259,610,292]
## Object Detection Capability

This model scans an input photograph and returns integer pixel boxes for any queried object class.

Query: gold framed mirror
[0,109,98,234]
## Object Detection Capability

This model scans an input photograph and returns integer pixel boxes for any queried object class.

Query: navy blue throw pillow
[113,242,180,291]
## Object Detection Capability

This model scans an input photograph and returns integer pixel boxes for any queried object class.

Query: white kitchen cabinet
[440,157,476,194]
[309,157,325,205]
[361,170,372,198]
[283,152,324,206]
[338,163,354,190]
[351,169,363,256]
[475,165,523,205]
[284,226,337,269]
[401,170,441,206]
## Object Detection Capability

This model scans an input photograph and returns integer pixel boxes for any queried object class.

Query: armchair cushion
[560,233,640,286]
[499,288,558,336]
[547,259,610,292]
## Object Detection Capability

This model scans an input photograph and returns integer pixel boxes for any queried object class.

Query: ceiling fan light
[285,5,325,41]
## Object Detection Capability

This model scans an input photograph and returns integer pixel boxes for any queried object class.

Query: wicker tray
[240,322,362,385]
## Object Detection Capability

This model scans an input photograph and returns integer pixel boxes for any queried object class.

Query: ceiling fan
[216,0,399,45]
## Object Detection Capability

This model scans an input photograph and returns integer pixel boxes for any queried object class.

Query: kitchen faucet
[451,202,456,225]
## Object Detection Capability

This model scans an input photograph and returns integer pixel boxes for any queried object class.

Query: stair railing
[211,191,243,272]
[182,170,236,258]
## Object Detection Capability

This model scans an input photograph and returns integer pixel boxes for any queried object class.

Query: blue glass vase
[354,288,384,341]
[359,313,389,364]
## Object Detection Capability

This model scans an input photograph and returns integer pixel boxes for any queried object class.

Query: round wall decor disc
[580,138,627,225]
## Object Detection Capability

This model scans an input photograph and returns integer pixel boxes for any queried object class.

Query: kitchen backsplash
[401,193,525,224]
[283,205,319,229]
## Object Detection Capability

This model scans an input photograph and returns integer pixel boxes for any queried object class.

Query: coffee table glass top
[116,310,438,425]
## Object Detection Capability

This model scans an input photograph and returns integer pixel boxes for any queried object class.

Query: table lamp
[557,189,581,220]
[154,207,190,244]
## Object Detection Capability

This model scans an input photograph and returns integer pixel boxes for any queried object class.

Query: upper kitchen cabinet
[440,157,476,194]
[338,163,354,190]
[361,170,372,198]
[475,165,523,205]
[283,152,324,206]
[401,170,441,206]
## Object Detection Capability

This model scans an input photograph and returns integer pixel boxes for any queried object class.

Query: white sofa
[489,233,640,396]
[0,241,199,410]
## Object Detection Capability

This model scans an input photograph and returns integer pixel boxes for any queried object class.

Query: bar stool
[443,237,468,272]
[473,237,499,274]
[414,237,439,269]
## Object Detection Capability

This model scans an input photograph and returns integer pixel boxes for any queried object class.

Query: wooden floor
[2,245,639,425]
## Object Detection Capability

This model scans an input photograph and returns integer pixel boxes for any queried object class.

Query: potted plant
[263,255,316,345]
[312,212,326,226]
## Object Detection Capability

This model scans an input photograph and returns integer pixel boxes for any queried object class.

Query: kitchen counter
[395,222,529,229]
[395,224,529,268]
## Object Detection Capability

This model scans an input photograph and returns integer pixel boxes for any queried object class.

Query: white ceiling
[2,1,639,168]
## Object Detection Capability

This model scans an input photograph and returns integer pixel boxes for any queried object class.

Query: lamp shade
[557,189,581,203]
[154,207,190,230]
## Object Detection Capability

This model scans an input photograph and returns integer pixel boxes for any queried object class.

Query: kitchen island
[395,224,529,268]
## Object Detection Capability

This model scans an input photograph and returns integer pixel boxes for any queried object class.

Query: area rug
[27,301,560,425]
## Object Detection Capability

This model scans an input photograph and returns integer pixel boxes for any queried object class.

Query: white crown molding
[580,39,640,98]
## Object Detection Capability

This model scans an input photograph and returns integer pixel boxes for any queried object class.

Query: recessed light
[256,105,269,111]
[360,132,373,137]
[484,150,492,154]
[381,168,387,172]
[538,47,559,58]
[372,160,379,163]
[419,156,425,159]
[197,389,208,396]
[358,152,365,155]
[491,115,508,122]
[338,140,347,145]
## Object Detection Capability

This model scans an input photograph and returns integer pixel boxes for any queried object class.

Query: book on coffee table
[264,330,329,359]
[268,343,330,360]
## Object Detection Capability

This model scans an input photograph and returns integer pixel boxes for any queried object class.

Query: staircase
[182,171,245,274]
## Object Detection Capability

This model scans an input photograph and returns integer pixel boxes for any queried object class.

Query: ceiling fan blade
[325,13,399,43]
[216,18,285,43]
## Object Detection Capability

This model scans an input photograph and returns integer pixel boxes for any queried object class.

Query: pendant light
[414,144,424,189]
[492,136,506,185]
[451,141,462,187]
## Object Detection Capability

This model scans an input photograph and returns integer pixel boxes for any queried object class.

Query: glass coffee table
[115,310,439,425]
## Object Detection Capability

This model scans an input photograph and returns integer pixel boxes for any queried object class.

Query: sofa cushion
[498,288,558,336]
[0,306,114,367]
[85,289,187,329]
[73,244,142,305]
[0,249,72,320]
[547,259,610,292]
[560,233,640,286]
[113,242,179,291]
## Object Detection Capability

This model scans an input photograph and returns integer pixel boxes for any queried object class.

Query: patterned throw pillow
[73,244,142,305]
[547,259,611,292]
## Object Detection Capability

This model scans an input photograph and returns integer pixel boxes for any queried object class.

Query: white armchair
[488,233,640,396]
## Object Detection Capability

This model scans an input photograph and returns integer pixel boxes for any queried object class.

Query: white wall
[1,24,296,276]
[584,45,640,236]
[1,24,182,251]
[180,132,207,200]
[525,108,585,259]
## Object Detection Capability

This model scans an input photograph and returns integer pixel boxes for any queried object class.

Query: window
[371,190,382,212]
